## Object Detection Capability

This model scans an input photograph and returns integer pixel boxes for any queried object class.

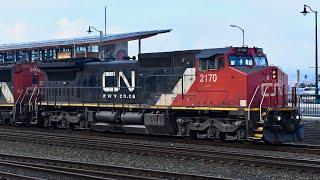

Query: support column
[138,39,141,54]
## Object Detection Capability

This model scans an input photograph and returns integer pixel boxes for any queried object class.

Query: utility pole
[104,5,107,35]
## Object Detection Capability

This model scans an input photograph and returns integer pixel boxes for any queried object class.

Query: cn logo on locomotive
[102,71,136,92]
[261,83,283,97]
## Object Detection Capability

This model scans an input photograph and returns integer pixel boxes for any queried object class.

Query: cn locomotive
[0,45,303,143]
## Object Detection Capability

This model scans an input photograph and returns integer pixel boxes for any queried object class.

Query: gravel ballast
[0,137,318,179]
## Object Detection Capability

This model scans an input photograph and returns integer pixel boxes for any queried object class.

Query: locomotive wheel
[236,129,246,140]
[207,126,216,138]
[61,118,68,128]
[79,119,87,129]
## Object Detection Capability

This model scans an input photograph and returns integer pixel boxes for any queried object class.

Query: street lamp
[301,4,318,95]
[230,25,245,47]
[87,26,104,60]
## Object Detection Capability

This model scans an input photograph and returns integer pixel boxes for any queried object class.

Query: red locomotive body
[13,63,45,103]
[166,47,288,109]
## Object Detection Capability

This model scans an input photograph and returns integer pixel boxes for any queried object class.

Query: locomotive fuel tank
[121,112,144,125]
[95,111,119,123]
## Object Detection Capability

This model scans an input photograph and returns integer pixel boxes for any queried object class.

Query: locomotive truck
[0,46,302,144]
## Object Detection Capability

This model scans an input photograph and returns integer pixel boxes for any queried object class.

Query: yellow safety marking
[267,107,296,111]
[249,137,263,141]
[0,104,14,107]
[39,102,239,111]
[256,127,264,131]
[38,102,297,112]
[244,107,296,111]
[244,108,260,111]
[254,134,263,139]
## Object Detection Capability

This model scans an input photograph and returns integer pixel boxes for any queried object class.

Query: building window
[88,45,99,53]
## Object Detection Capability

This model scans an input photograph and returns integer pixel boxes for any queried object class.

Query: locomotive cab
[191,47,303,143]
[229,47,302,143]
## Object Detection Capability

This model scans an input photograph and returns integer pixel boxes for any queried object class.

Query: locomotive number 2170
[199,74,217,83]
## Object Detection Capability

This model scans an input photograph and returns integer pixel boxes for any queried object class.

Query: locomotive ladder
[15,87,40,125]
[251,86,269,140]
[28,87,40,124]
[248,86,268,141]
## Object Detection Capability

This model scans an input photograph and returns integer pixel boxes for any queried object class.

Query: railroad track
[0,153,223,180]
[1,125,320,156]
[0,128,319,174]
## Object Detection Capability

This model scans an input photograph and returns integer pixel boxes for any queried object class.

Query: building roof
[0,29,171,51]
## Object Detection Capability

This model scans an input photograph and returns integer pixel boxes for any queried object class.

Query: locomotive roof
[0,29,171,51]
[196,47,232,59]
[139,47,233,59]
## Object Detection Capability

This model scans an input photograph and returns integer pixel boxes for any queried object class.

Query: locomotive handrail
[29,87,37,111]
[247,85,260,138]
[15,89,24,109]
[19,87,30,114]
[260,86,269,122]
[34,88,41,112]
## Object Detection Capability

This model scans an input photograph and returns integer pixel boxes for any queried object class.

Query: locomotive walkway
[0,127,319,175]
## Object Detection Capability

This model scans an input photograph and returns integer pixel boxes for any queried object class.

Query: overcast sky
[0,0,319,84]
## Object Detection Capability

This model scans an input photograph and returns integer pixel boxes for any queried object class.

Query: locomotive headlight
[272,69,277,79]
[277,116,282,121]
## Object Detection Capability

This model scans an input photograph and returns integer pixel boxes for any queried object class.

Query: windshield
[254,56,268,66]
[229,56,254,66]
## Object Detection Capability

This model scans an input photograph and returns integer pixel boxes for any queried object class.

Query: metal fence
[299,94,320,117]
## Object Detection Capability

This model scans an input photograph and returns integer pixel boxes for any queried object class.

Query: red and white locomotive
[0,45,302,144]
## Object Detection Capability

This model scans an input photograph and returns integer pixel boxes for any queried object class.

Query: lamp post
[301,4,318,95]
[230,25,245,47]
[87,26,104,60]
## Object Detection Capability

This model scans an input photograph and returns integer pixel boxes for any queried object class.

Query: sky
[0,0,319,85]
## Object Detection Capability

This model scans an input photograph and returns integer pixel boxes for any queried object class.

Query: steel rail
[0,127,320,155]
[0,153,225,180]
[0,171,41,180]
[0,129,319,173]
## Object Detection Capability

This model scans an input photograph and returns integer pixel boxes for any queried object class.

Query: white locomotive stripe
[0,82,13,103]
[156,68,196,106]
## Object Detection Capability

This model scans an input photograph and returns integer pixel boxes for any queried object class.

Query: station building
[0,29,171,62]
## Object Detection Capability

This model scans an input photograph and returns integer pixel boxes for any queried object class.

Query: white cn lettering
[119,71,135,92]
[261,83,283,97]
[102,71,135,92]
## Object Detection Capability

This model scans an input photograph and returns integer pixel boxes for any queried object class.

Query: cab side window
[199,59,208,71]
[200,55,224,71]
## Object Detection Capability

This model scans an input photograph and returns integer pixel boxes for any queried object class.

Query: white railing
[28,87,37,111]
[260,87,269,122]
[247,85,260,137]
[14,89,24,109]
[34,88,41,112]
[19,87,30,114]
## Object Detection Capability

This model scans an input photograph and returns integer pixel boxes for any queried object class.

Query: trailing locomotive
[4,46,302,143]
[0,63,45,124]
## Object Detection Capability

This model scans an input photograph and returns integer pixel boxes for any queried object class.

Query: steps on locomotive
[249,112,267,140]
